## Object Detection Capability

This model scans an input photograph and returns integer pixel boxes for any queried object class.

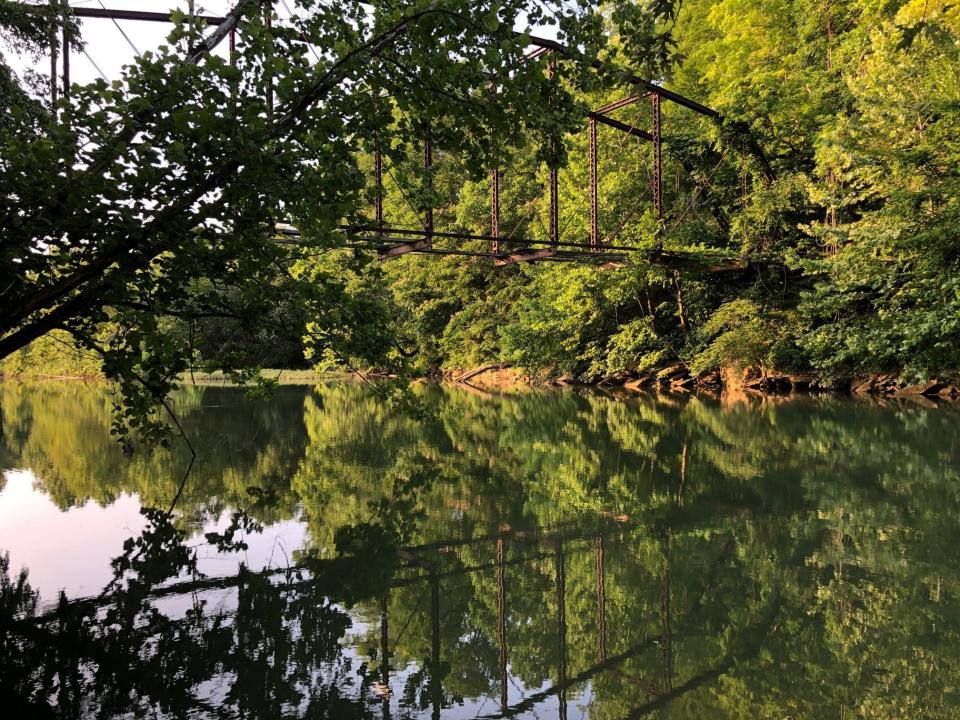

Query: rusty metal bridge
[38,2,757,269]
[345,32,721,267]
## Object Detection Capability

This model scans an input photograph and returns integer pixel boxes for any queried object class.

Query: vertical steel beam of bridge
[263,0,273,116]
[424,139,434,239]
[487,75,500,256]
[490,168,500,254]
[49,0,58,109]
[651,90,663,219]
[375,147,384,239]
[589,116,599,250]
[549,167,559,248]
[548,56,559,250]
[497,537,507,711]
[62,24,70,101]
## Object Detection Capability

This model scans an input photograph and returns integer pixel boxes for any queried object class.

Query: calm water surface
[1,381,959,718]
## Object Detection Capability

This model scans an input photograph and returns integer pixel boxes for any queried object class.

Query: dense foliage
[354,0,960,383]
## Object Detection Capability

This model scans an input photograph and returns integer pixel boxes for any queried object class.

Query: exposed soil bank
[445,363,960,400]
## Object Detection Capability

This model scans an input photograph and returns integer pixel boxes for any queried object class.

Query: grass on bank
[0,332,101,379]
[0,334,353,385]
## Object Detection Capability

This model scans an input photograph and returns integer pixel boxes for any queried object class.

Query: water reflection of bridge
[386,518,676,720]
[32,518,688,719]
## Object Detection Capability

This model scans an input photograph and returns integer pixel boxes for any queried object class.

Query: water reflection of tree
[2,382,960,716]
[289,384,960,718]
[1,510,390,719]
[0,382,309,526]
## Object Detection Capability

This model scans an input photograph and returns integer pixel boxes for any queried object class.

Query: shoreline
[4,365,959,402]
[442,363,960,401]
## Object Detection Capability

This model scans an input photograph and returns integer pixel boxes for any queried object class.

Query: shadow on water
[1,380,960,718]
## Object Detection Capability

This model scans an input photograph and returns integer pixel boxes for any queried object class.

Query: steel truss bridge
[37,2,764,269]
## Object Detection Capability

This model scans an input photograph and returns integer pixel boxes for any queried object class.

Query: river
[1,380,958,718]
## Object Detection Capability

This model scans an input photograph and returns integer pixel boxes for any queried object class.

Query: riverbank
[177,369,349,385]
[5,358,959,401]
[0,369,356,385]
[445,362,960,400]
